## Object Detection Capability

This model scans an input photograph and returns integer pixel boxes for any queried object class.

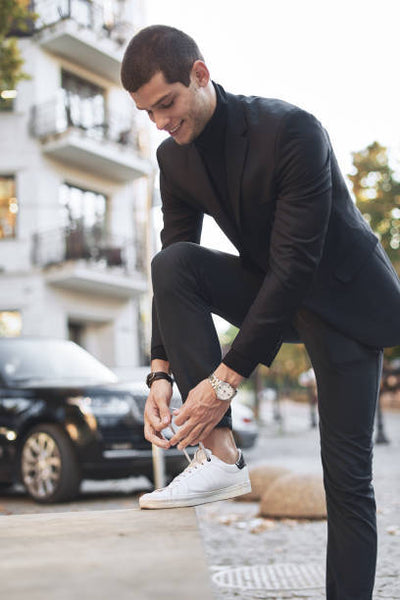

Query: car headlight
[67,395,135,417]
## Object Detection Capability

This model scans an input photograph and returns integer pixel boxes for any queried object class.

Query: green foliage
[220,323,310,391]
[0,37,28,91]
[262,343,310,389]
[348,142,400,267]
[0,0,36,93]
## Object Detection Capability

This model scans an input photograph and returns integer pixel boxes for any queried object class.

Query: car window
[0,339,117,386]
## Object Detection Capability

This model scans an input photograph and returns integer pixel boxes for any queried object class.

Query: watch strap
[146,371,174,389]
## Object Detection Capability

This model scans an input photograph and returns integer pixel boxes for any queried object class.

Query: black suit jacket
[152,85,400,376]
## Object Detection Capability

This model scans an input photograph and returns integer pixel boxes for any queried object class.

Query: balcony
[33,0,134,82]
[31,97,152,182]
[32,226,147,298]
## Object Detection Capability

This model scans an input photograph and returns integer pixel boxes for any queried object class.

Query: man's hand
[169,378,230,450]
[144,379,173,449]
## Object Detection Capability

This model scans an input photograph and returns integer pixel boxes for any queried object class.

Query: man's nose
[154,113,170,131]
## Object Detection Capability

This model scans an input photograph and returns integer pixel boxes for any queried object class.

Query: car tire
[19,424,81,504]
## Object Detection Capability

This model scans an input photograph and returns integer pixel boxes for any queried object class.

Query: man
[121,25,400,599]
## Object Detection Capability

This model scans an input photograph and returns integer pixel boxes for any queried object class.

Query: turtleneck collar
[194,82,227,151]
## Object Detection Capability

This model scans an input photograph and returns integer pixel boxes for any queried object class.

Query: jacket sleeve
[151,148,204,361]
[223,109,332,376]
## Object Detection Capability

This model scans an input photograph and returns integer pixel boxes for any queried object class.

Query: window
[60,183,109,261]
[60,183,107,231]
[0,311,22,337]
[61,70,105,136]
[0,176,18,239]
[34,0,118,33]
[68,320,85,347]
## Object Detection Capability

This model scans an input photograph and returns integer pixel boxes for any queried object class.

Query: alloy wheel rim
[21,432,62,499]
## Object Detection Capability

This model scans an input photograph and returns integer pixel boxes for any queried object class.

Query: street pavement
[0,506,213,600]
[197,400,400,599]
[0,400,399,599]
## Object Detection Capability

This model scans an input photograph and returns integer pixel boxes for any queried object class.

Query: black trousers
[152,242,382,600]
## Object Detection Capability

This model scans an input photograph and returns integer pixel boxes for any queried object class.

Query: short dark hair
[121,25,204,92]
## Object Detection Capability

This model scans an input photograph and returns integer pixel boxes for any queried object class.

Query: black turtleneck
[194,83,229,211]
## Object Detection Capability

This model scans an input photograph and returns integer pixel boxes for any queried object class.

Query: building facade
[0,0,152,378]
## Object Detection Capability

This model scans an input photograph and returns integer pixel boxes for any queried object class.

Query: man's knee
[151,242,199,292]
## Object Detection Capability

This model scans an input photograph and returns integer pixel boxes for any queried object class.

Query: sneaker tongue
[194,446,212,464]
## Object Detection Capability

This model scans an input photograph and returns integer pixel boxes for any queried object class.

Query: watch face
[209,374,236,401]
[217,382,234,400]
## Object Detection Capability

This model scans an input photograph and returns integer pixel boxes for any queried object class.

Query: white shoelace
[169,418,207,465]
[163,415,212,489]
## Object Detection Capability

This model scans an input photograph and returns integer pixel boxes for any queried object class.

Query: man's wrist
[151,359,170,374]
[213,363,244,388]
[148,360,173,389]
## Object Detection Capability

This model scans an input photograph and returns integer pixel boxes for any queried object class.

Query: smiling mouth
[168,121,183,135]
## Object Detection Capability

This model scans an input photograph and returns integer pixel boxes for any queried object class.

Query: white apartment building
[0,0,152,377]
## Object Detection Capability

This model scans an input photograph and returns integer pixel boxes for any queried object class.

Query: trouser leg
[151,242,264,428]
[295,308,382,600]
[153,242,382,596]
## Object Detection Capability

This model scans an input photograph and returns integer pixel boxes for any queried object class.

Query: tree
[263,343,310,390]
[0,0,36,95]
[220,324,310,394]
[348,141,400,268]
[349,142,400,360]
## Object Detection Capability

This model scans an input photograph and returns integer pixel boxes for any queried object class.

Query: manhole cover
[212,563,325,591]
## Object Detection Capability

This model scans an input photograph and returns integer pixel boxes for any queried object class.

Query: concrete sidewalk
[0,507,213,600]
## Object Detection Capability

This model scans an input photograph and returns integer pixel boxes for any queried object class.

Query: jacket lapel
[186,143,242,250]
[225,92,248,231]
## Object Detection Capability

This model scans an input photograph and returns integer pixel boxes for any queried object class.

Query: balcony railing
[32,226,146,274]
[31,95,141,152]
[33,0,134,47]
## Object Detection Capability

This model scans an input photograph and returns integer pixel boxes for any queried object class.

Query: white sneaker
[139,447,251,509]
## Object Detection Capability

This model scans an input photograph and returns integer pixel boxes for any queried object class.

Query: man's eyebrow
[136,93,172,111]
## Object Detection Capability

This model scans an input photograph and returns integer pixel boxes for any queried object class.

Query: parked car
[231,401,258,449]
[0,338,257,504]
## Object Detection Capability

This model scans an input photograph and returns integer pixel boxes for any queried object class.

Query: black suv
[0,338,191,503]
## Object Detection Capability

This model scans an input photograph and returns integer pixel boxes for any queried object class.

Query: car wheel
[20,424,81,503]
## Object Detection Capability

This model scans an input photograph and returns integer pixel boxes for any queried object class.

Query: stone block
[260,473,327,519]
[237,464,291,502]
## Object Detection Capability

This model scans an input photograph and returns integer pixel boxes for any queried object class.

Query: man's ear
[191,60,211,88]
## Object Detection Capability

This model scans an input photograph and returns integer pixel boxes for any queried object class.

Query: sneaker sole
[139,480,252,509]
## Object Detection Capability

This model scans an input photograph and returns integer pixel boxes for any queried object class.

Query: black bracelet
[146,371,174,389]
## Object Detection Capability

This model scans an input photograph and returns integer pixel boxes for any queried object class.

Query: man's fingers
[144,421,170,448]
[145,409,163,431]
[159,402,171,427]
[169,415,195,445]
[170,419,203,447]
[172,405,190,427]
[177,424,205,450]
[145,395,172,431]
[152,401,172,431]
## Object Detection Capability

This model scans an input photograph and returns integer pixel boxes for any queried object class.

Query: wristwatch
[146,371,174,389]
[208,373,237,401]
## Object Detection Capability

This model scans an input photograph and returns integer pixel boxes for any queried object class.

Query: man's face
[131,69,213,145]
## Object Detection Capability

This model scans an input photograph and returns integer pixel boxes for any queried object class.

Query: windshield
[0,339,117,386]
